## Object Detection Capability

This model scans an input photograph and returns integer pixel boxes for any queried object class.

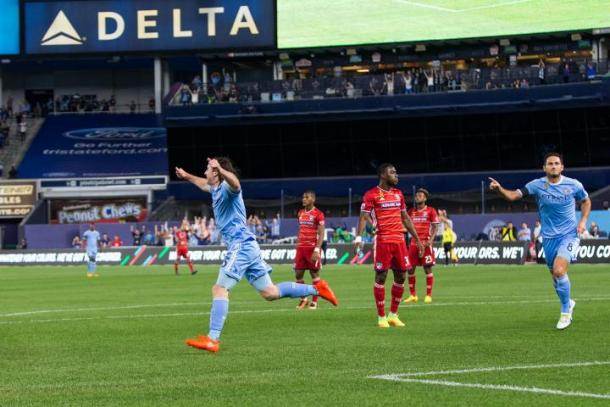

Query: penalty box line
[370,361,610,400]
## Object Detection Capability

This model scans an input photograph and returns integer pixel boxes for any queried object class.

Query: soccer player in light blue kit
[176,157,338,353]
[489,152,591,330]
[82,223,101,278]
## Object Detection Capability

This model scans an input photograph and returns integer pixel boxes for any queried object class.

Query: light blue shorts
[542,234,580,269]
[216,239,273,291]
[87,250,98,262]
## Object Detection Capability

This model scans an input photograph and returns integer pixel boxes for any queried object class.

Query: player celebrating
[295,190,325,310]
[177,158,337,353]
[404,188,439,304]
[355,163,424,328]
[489,152,591,330]
[174,220,198,276]
[82,223,100,278]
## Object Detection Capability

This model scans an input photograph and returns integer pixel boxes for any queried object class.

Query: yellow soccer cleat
[378,316,390,328]
[424,295,432,304]
[403,295,418,304]
[387,313,405,327]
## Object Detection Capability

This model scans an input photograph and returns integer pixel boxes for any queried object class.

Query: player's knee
[212,284,229,299]
[375,271,388,284]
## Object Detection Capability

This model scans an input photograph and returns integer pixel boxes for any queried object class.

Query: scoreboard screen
[278,0,609,49]
[0,0,19,55]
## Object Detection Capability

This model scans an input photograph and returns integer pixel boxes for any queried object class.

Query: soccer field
[278,0,610,48]
[2,264,610,406]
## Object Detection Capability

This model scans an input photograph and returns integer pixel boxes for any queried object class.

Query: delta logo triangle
[41,11,84,46]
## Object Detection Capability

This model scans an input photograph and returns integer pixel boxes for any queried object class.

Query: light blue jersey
[523,175,587,269]
[83,230,100,255]
[210,181,270,291]
[210,181,255,247]
[523,176,588,239]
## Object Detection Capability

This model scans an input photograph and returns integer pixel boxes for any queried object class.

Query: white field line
[395,0,532,13]
[370,361,610,400]
[2,297,610,325]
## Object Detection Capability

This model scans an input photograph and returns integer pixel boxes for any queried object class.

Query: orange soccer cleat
[313,280,338,306]
[185,335,220,353]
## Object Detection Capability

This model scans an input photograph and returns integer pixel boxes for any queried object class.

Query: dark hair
[416,188,430,199]
[213,156,240,179]
[303,190,316,197]
[377,163,395,178]
[543,152,563,165]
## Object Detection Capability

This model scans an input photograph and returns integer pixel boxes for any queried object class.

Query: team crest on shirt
[544,182,549,190]
[395,194,400,199]
[378,191,385,201]
[309,215,314,221]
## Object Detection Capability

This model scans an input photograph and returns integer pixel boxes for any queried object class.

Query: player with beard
[489,152,591,330]
[355,163,424,328]
[404,188,439,304]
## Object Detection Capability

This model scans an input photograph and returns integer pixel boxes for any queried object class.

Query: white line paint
[3,297,610,324]
[379,378,610,400]
[369,361,610,400]
[395,0,457,12]
[395,0,532,13]
[371,360,610,378]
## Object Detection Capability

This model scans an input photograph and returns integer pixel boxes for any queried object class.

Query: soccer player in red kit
[404,188,439,304]
[175,221,198,276]
[355,163,424,328]
[294,190,325,310]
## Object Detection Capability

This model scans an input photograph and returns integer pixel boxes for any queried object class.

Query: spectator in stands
[517,222,531,242]
[100,233,110,248]
[537,59,546,85]
[6,96,13,117]
[130,226,142,246]
[72,235,82,249]
[586,62,597,80]
[589,222,601,239]
[562,61,571,83]
[148,96,155,112]
[0,106,8,122]
[270,213,281,241]
[179,85,192,106]
[18,120,27,142]
[192,75,203,91]
[501,221,517,241]
[129,100,137,114]
[142,228,156,245]
[111,235,123,247]
[18,238,27,250]
[8,166,17,179]
[109,95,117,112]
[603,201,609,211]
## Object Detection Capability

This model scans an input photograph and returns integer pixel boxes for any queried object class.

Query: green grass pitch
[1,264,610,406]
[278,0,610,48]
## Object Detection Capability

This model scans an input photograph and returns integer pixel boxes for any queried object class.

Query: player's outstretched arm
[489,177,522,202]
[176,167,210,192]
[578,197,592,234]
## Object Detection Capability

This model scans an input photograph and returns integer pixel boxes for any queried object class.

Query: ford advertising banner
[24,0,276,55]
[0,0,19,55]
[18,114,168,178]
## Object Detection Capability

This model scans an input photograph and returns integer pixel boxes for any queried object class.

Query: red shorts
[294,246,321,271]
[408,243,436,267]
[176,246,190,259]
[374,240,410,272]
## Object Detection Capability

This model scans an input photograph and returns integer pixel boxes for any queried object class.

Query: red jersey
[175,231,189,248]
[361,186,407,243]
[407,206,439,244]
[297,207,325,248]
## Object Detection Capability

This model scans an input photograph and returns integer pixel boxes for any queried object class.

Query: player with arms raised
[489,152,591,330]
[355,163,424,328]
[295,190,325,310]
[174,220,197,276]
[404,188,439,304]
[177,157,337,353]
